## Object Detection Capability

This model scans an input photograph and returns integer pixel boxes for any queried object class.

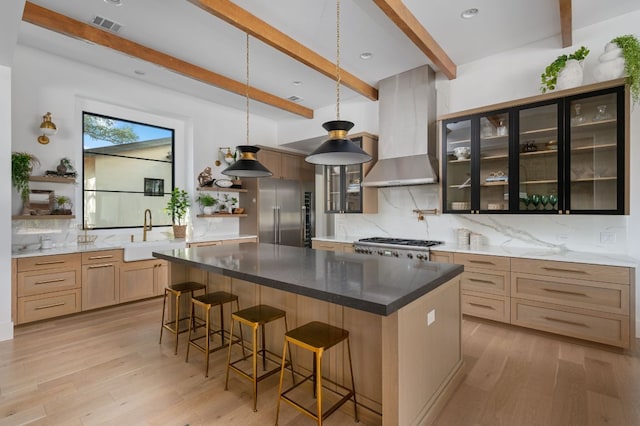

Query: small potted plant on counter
[196,193,217,215]
[165,187,190,238]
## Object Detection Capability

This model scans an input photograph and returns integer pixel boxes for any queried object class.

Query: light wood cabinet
[256,146,314,181]
[119,259,168,303]
[429,250,453,263]
[312,240,353,253]
[16,253,82,324]
[455,253,511,323]
[82,250,122,311]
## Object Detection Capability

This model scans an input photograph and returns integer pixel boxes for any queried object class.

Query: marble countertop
[312,236,637,268]
[153,243,464,316]
[11,234,258,259]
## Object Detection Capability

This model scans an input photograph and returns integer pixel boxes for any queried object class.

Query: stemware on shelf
[592,104,612,121]
[540,194,549,210]
[571,103,586,126]
[548,194,558,209]
[530,194,540,210]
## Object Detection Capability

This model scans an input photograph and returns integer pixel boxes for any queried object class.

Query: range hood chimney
[362,65,438,187]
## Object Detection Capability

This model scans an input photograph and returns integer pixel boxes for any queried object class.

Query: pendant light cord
[246,33,250,146]
[335,0,341,121]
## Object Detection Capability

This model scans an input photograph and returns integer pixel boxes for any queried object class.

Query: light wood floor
[1,298,639,425]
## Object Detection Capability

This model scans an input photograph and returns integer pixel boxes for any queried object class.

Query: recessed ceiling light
[292,81,303,86]
[360,52,373,60]
[104,0,123,5]
[287,95,304,103]
[134,70,146,75]
[461,8,478,19]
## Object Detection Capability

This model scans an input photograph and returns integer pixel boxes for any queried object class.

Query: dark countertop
[153,243,463,316]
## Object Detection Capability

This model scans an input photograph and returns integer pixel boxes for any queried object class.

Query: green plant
[196,193,217,207]
[222,194,238,207]
[611,34,640,105]
[54,195,72,212]
[165,188,190,225]
[60,157,75,172]
[11,152,40,201]
[540,46,590,93]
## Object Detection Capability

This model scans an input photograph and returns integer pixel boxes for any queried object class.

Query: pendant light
[222,34,273,178]
[305,0,371,166]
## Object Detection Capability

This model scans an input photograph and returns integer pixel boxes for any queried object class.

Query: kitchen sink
[123,240,186,261]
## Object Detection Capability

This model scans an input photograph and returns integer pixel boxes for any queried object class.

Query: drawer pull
[87,255,114,260]
[87,263,114,269]
[469,260,495,265]
[468,278,497,285]
[35,278,66,285]
[35,302,65,310]
[34,260,65,266]
[542,288,587,297]
[468,302,495,310]
[543,316,588,328]
[541,266,586,274]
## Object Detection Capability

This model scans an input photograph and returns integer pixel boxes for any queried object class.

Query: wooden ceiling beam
[559,0,572,47]
[22,1,313,118]
[372,0,456,80]
[187,0,378,101]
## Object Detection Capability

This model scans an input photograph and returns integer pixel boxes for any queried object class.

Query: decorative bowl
[453,147,471,159]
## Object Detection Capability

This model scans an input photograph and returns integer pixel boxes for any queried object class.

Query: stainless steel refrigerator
[257,178,314,247]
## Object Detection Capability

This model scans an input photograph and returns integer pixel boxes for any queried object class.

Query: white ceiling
[14,0,640,121]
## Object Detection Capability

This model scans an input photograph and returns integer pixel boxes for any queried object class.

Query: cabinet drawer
[462,292,510,323]
[510,258,630,285]
[18,270,79,297]
[187,241,222,248]
[430,250,453,263]
[82,250,123,264]
[17,253,80,272]
[511,272,628,315]
[511,298,629,348]
[461,269,510,296]
[17,289,81,324]
[453,253,510,271]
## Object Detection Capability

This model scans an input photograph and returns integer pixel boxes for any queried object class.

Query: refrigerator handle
[273,207,278,244]
[277,206,281,244]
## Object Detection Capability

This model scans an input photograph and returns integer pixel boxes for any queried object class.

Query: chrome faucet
[143,209,152,241]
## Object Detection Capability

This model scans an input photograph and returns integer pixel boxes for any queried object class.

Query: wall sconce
[215,147,235,166]
[37,112,57,145]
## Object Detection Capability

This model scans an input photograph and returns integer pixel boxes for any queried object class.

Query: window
[83,112,174,229]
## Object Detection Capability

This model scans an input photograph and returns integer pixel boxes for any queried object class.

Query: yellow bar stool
[159,281,207,355]
[185,291,243,377]
[224,304,294,412]
[275,321,358,425]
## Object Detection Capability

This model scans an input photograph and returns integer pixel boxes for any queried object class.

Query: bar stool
[185,291,243,377]
[159,281,207,355]
[224,304,294,412]
[275,321,358,425]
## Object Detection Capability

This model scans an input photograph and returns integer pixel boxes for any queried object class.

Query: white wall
[1,66,14,341]
[334,12,640,334]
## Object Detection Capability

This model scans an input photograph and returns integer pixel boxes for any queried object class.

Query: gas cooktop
[356,237,444,248]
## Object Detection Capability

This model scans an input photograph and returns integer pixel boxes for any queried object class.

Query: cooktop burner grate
[357,237,443,248]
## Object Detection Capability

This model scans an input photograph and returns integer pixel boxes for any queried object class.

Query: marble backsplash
[333,185,629,254]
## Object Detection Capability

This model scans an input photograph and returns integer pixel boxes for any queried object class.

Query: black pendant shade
[305,120,372,166]
[222,145,273,178]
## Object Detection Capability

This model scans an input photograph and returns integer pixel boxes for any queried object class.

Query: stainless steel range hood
[362,65,438,187]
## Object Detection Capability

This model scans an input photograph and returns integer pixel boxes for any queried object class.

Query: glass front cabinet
[324,133,378,214]
[442,80,628,215]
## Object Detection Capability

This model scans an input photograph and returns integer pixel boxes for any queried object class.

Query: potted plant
[11,152,40,202]
[540,46,590,93]
[196,193,218,215]
[53,195,73,215]
[611,34,640,105]
[222,194,238,214]
[165,187,190,238]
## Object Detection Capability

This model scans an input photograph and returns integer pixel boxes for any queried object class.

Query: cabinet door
[257,149,282,178]
[442,118,472,213]
[478,111,510,212]
[517,101,562,213]
[324,164,344,213]
[119,261,157,303]
[565,87,625,214]
[82,262,119,310]
[154,261,169,296]
[280,153,301,180]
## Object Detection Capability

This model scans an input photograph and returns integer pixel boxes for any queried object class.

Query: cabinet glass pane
[568,93,618,211]
[445,119,472,211]
[518,103,559,212]
[344,164,362,212]
[479,113,509,211]
[325,166,342,212]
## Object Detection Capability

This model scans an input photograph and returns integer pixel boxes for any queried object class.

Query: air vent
[287,95,304,103]
[90,15,123,33]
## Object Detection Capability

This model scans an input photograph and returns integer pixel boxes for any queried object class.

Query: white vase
[593,42,626,82]
[556,59,584,90]
[203,206,214,215]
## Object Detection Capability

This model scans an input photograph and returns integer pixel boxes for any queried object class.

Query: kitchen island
[154,243,464,425]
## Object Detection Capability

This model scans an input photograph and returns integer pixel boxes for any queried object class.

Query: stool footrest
[189,330,242,355]
[228,348,290,383]
[280,373,356,421]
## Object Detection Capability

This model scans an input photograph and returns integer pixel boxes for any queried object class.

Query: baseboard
[0,320,14,342]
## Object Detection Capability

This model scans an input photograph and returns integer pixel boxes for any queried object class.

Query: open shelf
[197,186,247,193]
[196,213,247,218]
[12,214,76,220]
[29,176,76,184]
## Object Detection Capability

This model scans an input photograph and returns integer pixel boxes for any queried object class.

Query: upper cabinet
[257,146,314,181]
[324,133,378,214]
[441,80,628,215]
